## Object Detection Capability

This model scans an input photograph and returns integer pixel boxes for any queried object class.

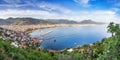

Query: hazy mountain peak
[0,17,104,25]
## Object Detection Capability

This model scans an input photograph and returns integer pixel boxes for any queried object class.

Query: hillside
[0,19,10,25]
[79,20,104,24]
[0,18,53,25]
[0,18,104,25]
[45,19,78,24]
[7,18,52,25]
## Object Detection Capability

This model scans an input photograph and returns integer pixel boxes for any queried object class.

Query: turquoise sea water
[30,25,110,50]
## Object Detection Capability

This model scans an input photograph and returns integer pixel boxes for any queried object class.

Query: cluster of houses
[0,27,42,49]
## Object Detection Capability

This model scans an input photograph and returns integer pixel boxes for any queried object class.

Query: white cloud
[38,2,71,14]
[0,4,31,8]
[69,10,119,23]
[0,1,71,14]
[0,0,36,8]
[0,9,119,23]
[0,9,63,19]
[73,0,90,7]
[4,0,21,4]
[115,3,120,6]
[111,8,120,12]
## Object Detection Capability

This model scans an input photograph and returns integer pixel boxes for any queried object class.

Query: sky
[0,0,120,22]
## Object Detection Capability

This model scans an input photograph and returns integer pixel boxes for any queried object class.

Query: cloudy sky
[0,0,120,22]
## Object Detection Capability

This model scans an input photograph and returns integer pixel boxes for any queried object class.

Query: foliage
[0,22,120,60]
[0,39,55,60]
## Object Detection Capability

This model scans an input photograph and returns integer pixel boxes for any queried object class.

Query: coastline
[0,24,104,32]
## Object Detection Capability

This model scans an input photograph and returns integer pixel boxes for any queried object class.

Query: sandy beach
[0,24,99,32]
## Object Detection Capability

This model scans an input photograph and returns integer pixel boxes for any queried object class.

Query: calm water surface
[30,25,110,50]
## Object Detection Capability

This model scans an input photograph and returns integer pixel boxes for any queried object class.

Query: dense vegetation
[0,22,120,60]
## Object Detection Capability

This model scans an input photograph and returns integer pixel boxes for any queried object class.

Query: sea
[30,24,111,50]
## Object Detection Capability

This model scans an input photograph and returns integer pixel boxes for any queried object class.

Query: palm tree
[107,22,115,36]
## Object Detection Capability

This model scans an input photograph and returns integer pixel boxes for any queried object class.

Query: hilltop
[79,19,104,24]
[0,17,104,25]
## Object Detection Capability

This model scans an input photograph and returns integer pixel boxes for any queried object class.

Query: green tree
[107,22,115,36]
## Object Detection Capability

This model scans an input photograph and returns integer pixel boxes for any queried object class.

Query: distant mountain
[45,19,78,24]
[10,18,51,25]
[0,18,52,25]
[0,18,104,25]
[79,20,104,24]
[0,19,10,25]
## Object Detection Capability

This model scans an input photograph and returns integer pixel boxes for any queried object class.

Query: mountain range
[0,17,104,25]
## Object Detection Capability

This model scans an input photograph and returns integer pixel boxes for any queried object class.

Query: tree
[107,22,115,36]
[97,22,120,60]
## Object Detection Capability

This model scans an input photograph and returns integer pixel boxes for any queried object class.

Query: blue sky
[0,0,120,22]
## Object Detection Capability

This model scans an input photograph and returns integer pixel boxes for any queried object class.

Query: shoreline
[0,24,104,32]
